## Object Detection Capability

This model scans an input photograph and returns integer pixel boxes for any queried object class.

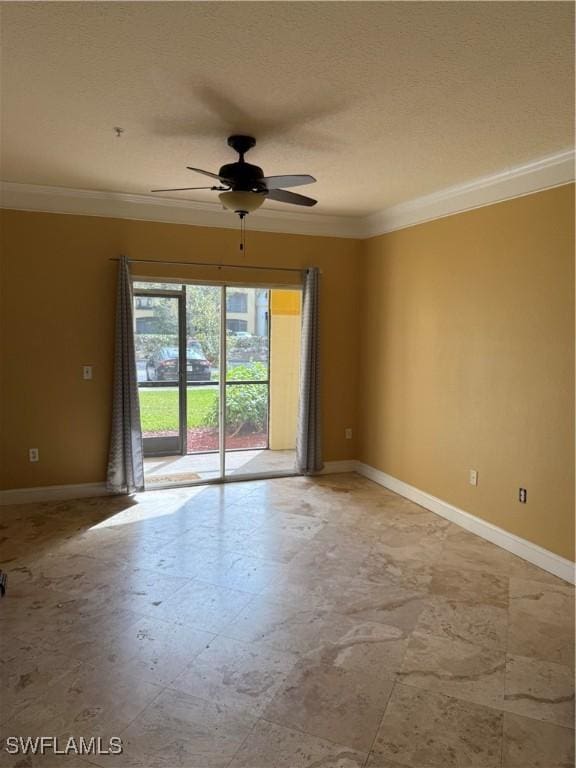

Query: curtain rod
[109,257,308,274]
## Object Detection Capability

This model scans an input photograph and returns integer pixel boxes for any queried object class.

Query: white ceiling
[1,2,574,217]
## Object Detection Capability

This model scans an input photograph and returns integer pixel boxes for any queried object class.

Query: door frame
[134,287,187,457]
[133,276,302,487]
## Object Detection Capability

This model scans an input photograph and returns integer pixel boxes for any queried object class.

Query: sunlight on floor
[143,449,296,487]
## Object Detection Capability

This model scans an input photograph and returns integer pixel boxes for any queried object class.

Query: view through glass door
[134,290,186,457]
[224,287,270,478]
[134,280,302,488]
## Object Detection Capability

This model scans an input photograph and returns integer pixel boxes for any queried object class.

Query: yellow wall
[269,290,302,450]
[359,185,575,560]
[0,211,361,489]
[1,186,574,562]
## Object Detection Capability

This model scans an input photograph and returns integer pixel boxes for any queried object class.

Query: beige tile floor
[0,474,574,767]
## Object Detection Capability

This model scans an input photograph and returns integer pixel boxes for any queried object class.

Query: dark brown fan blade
[266,188,317,207]
[262,174,316,190]
[187,166,232,183]
[151,186,226,192]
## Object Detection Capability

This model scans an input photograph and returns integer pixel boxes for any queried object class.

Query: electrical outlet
[469,469,478,486]
[83,365,93,380]
[345,428,353,440]
[29,448,39,463]
[519,488,527,503]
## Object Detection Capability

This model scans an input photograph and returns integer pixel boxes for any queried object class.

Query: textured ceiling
[1,2,574,216]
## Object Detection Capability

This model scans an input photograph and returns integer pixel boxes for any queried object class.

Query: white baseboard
[0,482,109,505]
[355,462,575,585]
[321,460,358,474]
[0,463,356,504]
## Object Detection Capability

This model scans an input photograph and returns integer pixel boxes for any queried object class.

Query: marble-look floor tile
[508,578,575,667]
[336,580,429,632]
[94,616,214,687]
[0,642,82,725]
[303,620,409,677]
[261,570,428,631]
[225,528,311,564]
[366,684,503,767]
[287,539,432,592]
[429,565,509,608]
[0,748,97,767]
[144,578,254,633]
[313,520,447,561]
[502,712,575,767]
[14,551,129,598]
[11,601,145,663]
[504,653,575,728]
[119,688,256,767]
[415,596,508,651]
[3,473,572,768]
[509,578,575,626]
[49,524,177,563]
[105,567,193,613]
[442,528,563,585]
[508,613,574,670]
[172,635,298,715]
[0,583,92,638]
[221,598,354,654]
[269,509,326,538]
[3,658,163,742]
[357,506,451,541]
[228,719,367,768]
[263,659,394,752]
[206,553,290,595]
[399,631,506,708]
[156,547,287,593]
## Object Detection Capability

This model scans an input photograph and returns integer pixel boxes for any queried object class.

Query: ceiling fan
[152,135,317,217]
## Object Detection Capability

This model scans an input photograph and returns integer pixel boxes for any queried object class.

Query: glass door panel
[224,287,271,477]
[267,289,302,474]
[185,285,222,482]
[134,292,185,458]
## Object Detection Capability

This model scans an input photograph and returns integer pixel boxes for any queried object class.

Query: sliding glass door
[134,280,301,488]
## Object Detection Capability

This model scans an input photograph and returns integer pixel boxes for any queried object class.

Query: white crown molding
[363,149,575,237]
[1,149,573,239]
[355,462,575,584]
[0,181,364,239]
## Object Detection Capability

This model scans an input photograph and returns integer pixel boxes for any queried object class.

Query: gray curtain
[296,267,323,474]
[106,256,144,493]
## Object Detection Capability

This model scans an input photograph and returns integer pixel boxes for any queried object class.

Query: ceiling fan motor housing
[219,161,265,192]
[151,132,317,207]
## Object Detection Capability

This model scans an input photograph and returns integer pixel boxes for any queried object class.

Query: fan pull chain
[239,213,246,253]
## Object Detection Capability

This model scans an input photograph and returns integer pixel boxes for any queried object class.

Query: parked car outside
[146,342,211,382]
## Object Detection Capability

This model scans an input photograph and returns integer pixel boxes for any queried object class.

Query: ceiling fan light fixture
[219,190,265,215]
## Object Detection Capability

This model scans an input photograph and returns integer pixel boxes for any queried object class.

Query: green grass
[139,387,218,432]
